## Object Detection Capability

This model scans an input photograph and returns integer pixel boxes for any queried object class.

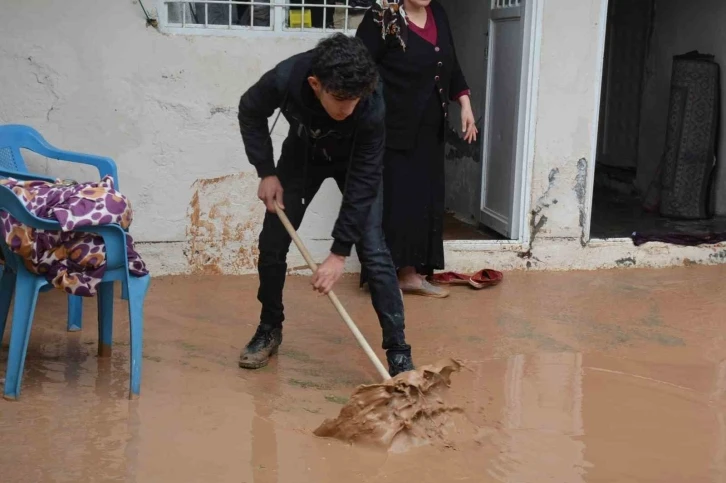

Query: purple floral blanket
[0,176,148,296]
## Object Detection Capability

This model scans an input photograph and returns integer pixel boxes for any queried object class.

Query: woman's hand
[458,95,478,144]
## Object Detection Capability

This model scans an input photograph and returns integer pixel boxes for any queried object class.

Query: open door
[480,0,529,239]
[596,0,653,169]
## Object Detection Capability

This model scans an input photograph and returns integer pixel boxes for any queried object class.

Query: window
[492,0,521,8]
[162,0,372,35]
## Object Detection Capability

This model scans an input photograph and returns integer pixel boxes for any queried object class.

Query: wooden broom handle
[273,201,391,381]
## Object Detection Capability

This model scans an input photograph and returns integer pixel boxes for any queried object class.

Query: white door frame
[516,0,544,246]
[445,0,544,249]
[479,2,527,239]
[583,0,617,242]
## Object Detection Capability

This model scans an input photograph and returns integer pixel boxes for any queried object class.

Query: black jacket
[237,51,386,257]
[356,0,468,150]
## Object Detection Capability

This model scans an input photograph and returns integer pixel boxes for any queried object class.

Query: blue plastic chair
[0,183,150,400]
[0,124,122,332]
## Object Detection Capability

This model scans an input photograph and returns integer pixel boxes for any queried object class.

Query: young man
[237,33,415,377]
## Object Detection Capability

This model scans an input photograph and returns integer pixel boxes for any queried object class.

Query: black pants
[256,160,411,353]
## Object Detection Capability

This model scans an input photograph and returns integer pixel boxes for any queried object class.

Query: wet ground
[2,266,726,482]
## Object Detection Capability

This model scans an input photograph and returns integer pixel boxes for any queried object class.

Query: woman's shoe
[400,279,450,298]
[468,269,503,289]
[427,271,471,286]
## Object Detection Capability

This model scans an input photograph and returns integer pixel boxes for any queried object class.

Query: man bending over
[237,33,415,376]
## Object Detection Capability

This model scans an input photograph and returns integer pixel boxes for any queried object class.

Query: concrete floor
[2,267,726,481]
[443,212,502,241]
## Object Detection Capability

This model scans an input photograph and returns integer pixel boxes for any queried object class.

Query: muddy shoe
[239,326,282,369]
[387,351,415,377]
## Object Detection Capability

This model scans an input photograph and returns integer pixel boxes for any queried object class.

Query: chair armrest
[32,136,120,189]
[0,168,56,183]
[72,224,129,272]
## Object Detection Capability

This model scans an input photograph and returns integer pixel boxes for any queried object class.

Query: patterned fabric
[0,176,148,297]
[372,0,408,50]
[659,53,720,219]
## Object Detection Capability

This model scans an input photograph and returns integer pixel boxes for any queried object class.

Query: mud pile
[314,358,478,452]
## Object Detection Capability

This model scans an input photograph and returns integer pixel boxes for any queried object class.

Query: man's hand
[258,175,284,213]
[311,253,346,295]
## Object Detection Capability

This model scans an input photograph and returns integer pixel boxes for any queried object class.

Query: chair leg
[67,295,83,332]
[127,275,150,400]
[0,270,17,343]
[97,282,114,357]
[121,282,129,301]
[3,272,44,401]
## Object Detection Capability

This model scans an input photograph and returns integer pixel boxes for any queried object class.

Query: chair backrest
[0,125,40,173]
[0,146,24,172]
[0,124,120,190]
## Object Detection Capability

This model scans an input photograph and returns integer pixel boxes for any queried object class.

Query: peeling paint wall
[2,0,726,277]
[187,172,264,274]
[0,0,342,274]
[185,172,359,274]
[1,0,308,242]
[525,0,604,244]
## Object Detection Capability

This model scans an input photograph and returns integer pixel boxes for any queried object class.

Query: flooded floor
[2,266,726,482]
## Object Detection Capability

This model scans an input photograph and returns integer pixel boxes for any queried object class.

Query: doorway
[442,0,540,243]
[590,0,726,241]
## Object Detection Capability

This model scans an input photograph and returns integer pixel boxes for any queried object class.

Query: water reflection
[251,384,280,483]
[7,334,726,481]
[711,360,726,483]
[489,353,588,483]
[0,330,133,481]
[125,398,142,483]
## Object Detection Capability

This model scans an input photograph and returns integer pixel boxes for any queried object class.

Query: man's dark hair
[311,33,379,100]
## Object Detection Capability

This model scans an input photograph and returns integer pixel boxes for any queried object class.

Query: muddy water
[2,266,726,482]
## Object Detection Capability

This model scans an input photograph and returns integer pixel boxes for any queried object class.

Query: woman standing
[356,0,477,298]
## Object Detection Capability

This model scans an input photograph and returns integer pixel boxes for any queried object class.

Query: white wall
[0,0,349,275]
[525,0,604,242]
[636,0,726,215]
[2,0,725,275]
